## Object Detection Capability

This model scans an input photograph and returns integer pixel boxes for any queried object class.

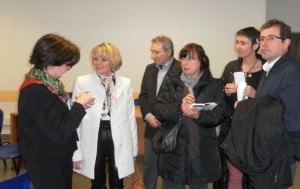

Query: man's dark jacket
[139,59,180,139]
[256,52,300,161]
[221,96,293,189]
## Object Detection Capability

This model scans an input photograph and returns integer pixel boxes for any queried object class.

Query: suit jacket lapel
[150,65,159,96]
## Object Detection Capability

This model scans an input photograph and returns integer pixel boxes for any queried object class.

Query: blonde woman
[72,43,138,189]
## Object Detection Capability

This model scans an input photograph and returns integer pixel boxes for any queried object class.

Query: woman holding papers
[220,27,264,101]
[153,43,227,189]
[217,27,264,189]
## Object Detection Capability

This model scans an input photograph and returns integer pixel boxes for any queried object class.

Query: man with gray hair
[139,35,180,189]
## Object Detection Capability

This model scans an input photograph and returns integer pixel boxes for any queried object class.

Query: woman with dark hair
[219,27,264,100]
[18,33,95,189]
[153,43,227,189]
[217,27,264,189]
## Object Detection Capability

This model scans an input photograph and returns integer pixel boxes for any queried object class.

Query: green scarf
[21,68,70,104]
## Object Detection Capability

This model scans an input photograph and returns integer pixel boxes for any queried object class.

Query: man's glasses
[256,35,285,43]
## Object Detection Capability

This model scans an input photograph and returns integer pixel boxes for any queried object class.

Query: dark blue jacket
[256,52,300,131]
[256,52,300,162]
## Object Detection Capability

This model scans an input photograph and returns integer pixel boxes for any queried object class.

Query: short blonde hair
[91,42,122,71]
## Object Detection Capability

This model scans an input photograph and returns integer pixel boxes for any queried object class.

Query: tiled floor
[0,156,299,188]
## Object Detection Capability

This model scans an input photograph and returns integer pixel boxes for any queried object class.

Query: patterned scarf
[98,73,116,111]
[20,68,70,104]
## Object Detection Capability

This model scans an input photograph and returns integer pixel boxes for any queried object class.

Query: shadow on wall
[291,33,300,63]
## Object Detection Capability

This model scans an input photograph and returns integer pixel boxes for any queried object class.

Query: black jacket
[153,69,227,184]
[221,96,293,189]
[139,58,181,139]
[218,58,264,144]
[18,84,86,160]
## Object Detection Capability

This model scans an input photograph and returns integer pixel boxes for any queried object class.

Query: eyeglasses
[256,35,285,43]
[180,57,199,61]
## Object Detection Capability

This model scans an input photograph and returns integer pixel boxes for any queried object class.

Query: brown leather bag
[123,164,145,189]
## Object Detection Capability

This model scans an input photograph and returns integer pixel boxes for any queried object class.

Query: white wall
[0,0,266,92]
[0,0,266,124]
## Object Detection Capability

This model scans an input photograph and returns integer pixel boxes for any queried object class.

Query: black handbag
[152,117,184,153]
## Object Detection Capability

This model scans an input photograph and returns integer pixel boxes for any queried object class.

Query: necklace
[243,58,257,78]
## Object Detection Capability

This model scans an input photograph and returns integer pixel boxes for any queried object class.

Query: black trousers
[91,121,123,189]
[26,153,73,189]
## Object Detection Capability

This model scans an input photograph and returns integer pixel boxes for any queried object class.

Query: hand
[234,101,238,108]
[73,161,81,170]
[245,85,256,98]
[146,115,161,128]
[185,108,200,119]
[181,94,195,112]
[181,94,199,119]
[75,92,95,109]
[225,83,237,96]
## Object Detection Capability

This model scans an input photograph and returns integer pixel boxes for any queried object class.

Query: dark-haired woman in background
[153,43,227,189]
[18,33,95,189]
[217,27,264,189]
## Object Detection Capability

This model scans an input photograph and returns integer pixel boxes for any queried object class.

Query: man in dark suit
[139,35,180,189]
[256,19,300,183]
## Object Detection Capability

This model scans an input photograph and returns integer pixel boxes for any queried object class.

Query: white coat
[72,73,138,179]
